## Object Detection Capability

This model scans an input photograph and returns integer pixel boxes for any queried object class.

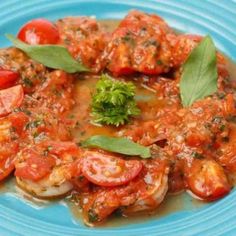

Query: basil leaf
[180,35,218,107]
[6,34,89,73]
[81,135,151,158]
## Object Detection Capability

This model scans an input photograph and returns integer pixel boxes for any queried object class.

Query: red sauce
[0,11,236,226]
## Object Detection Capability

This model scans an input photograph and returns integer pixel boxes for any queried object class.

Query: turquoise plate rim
[0,1,236,235]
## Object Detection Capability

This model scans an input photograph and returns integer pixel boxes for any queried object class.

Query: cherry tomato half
[17,18,60,45]
[15,148,56,181]
[0,69,19,89]
[0,85,24,117]
[81,151,143,187]
[186,159,231,201]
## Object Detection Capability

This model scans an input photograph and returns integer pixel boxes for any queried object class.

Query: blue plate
[0,0,236,235]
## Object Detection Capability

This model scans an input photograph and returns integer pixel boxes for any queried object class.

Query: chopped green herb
[13,107,32,115]
[76,142,82,147]
[33,132,39,138]
[53,88,62,97]
[23,109,32,116]
[23,77,33,87]
[156,59,163,65]
[88,209,99,223]
[193,152,204,159]
[143,39,159,47]
[121,33,135,47]
[204,122,212,129]
[25,119,45,130]
[219,124,226,132]
[68,114,75,119]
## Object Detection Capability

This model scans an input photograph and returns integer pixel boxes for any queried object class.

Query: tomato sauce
[0,11,236,226]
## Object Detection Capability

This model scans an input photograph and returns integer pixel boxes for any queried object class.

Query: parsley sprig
[91,74,140,126]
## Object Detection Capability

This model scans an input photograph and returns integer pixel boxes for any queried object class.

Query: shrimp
[81,158,169,225]
[121,159,169,215]
[15,141,81,198]
[16,175,73,198]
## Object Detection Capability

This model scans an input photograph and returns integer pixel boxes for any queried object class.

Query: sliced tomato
[0,85,24,117]
[185,159,231,201]
[15,148,56,181]
[0,69,19,89]
[17,18,60,45]
[81,151,142,187]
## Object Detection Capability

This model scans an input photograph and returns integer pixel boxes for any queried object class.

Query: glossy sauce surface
[1,19,235,227]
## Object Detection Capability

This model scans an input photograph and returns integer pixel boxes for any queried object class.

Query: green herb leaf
[82,135,151,158]
[88,209,99,223]
[180,35,218,107]
[192,151,204,159]
[6,34,89,73]
[91,74,140,126]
